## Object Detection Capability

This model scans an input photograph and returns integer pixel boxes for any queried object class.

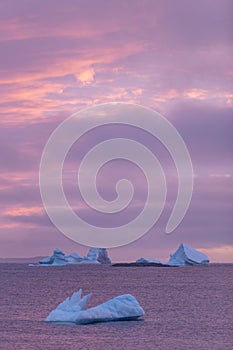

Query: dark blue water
[0,264,232,350]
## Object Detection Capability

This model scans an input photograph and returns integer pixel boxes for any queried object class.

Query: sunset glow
[0,0,232,261]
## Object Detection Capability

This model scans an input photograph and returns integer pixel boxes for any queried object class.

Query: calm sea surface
[0,263,232,350]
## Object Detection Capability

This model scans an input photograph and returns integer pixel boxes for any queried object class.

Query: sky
[0,0,232,262]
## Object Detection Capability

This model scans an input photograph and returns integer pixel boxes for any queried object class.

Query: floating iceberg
[52,248,67,266]
[39,248,66,266]
[168,243,209,266]
[45,289,144,324]
[87,248,111,264]
[39,247,111,266]
[128,243,210,267]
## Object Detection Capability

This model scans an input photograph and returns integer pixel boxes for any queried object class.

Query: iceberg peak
[56,289,92,313]
[168,243,209,266]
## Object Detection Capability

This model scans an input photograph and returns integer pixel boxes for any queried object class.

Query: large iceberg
[45,289,144,324]
[39,247,111,266]
[168,243,209,266]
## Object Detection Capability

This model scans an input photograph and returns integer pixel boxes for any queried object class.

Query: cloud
[168,102,233,172]
[77,69,95,84]
[0,0,232,260]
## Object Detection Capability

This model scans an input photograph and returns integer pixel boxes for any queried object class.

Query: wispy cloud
[0,0,232,260]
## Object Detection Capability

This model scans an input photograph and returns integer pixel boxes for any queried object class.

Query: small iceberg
[168,243,209,266]
[45,289,144,324]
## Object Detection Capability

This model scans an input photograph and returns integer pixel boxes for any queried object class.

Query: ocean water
[0,263,232,350]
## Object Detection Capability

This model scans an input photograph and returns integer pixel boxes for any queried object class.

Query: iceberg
[39,247,111,266]
[39,248,66,266]
[52,248,67,266]
[168,243,209,266]
[45,289,144,324]
[121,243,210,267]
[86,248,111,264]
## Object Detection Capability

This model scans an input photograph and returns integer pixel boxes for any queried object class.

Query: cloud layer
[0,0,232,261]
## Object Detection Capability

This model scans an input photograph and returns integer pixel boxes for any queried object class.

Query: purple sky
[0,0,232,262]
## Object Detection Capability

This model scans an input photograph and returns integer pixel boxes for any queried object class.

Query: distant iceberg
[87,248,111,264]
[39,248,67,266]
[45,289,144,324]
[133,243,209,267]
[52,248,67,266]
[39,248,111,266]
[168,243,209,266]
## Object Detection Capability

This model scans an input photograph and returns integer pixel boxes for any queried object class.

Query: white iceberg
[86,248,111,264]
[39,248,66,266]
[133,243,210,267]
[168,243,209,266]
[45,289,144,324]
[39,248,111,266]
[52,248,67,266]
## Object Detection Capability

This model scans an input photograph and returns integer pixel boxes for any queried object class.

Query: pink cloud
[0,0,232,260]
